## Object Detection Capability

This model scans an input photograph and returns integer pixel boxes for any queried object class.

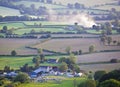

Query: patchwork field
[0,6,21,17]
[33,38,120,53]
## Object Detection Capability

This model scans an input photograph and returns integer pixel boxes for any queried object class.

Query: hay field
[0,38,39,55]
[33,38,120,53]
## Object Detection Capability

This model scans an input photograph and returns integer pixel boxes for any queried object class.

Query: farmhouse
[30,66,52,78]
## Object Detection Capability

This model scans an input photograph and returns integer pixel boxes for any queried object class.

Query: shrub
[110,59,119,63]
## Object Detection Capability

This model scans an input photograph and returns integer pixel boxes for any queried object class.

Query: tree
[2,26,8,33]
[79,50,82,55]
[59,62,68,72]
[107,37,112,45]
[100,36,106,45]
[32,56,41,68]
[98,79,120,87]
[104,22,112,35]
[89,45,95,53]
[58,57,66,63]
[113,40,117,45]
[14,72,30,83]
[11,50,17,56]
[77,79,96,87]
[4,66,10,73]
[99,69,120,82]
[94,70,106,80]
[20,63,31,72]
[65,46,71,54]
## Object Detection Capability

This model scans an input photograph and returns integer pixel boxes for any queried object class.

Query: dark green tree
[99,69,120,82]
[107,37,112,45]
[98,79,120,87]
[77,79,96,87]
[59,62,68,72]
[14,72,30,83]
[94,70,106,80]
[11,50,17,56]
[89,45,95,53]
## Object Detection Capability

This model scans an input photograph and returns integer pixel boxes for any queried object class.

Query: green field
[0,6,21,17]
[0,56,33,69]
[13,27,74,35]
[0,22,25,29]
[19,77,86,87]
[23,21,68,25]
[0,55,63,70]
[13,1,67,9]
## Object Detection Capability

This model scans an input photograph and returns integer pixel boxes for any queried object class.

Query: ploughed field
[77,52,120,72]
[33,38,120,53]
[0,38,39,55]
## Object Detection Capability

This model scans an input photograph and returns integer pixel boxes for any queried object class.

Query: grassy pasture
[0,56,33,69]
[19,77,86,87]
[86,30,118,34]
[0,22,25,29]
[23,21,68,25]
[13,27,74,35]
[32,38,120,53]
[13,1,67,9]
[0,55,63,69]
[0,38,39,55]
[0,6,21,17]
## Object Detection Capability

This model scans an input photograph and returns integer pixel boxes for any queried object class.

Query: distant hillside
[0,6,21,17]
[53,0,116,7]
[13,1,67,9]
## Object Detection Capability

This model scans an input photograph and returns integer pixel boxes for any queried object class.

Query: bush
[77,79,96,87]
[98,79,120,87]
[11,50,17,56]
[110,59,119,63]
[14,72,30,83]
[94,71,106,80]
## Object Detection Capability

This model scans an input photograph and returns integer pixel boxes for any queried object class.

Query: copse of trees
[77,79,96,87]
[14,72,30,83]
[99,69,120,83]
[58,54,80,73]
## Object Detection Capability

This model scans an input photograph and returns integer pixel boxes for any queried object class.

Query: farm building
[30,66,58,78]
[47,59,58,63]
